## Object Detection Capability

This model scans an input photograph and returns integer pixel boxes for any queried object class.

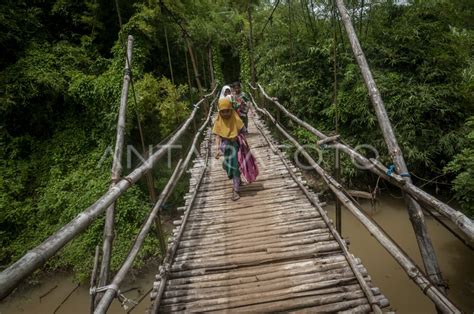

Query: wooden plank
[173,233,334,261]
[151,114,389,313]
[170,241,341,271]
[167,255,354,285]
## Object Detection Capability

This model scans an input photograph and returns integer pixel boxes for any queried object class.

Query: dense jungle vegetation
[1,0,472,280]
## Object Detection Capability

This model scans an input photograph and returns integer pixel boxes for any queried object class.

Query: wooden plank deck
[151,112,389,313]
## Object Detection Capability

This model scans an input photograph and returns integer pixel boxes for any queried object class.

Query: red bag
[237,133,259,183]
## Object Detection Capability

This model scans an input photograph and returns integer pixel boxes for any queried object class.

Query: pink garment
[237,133,259,183]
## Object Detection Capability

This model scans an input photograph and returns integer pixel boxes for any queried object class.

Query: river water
[325,195,474,313]
[0,196,473,313]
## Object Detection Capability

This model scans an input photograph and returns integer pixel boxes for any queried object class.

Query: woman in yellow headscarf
[213,97,245,201]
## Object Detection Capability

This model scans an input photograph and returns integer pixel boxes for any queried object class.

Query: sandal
[232,190,240,201]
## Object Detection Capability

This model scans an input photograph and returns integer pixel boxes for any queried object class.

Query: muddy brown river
[0,195,473,313]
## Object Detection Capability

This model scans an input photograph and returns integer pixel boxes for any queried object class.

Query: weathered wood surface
[151,113,388,313]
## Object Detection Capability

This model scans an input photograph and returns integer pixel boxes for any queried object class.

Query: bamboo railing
[0,87,217,300]
[249,94,460,313]
[94,96,217,313]
[249,106,382,314]
[255,84,474,244]
[335,0,446,294]
[150,130,212,313]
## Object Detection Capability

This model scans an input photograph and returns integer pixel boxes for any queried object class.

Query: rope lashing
[386,164,411,178]
[90,283,120,295]
[386,164,395,176]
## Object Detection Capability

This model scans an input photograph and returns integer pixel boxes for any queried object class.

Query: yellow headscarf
[212,97,244,139]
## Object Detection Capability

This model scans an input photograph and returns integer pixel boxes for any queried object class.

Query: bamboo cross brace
[334,0,446,294]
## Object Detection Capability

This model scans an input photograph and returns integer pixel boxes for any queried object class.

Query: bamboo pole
[93,97,217,313]
[89,246,100,313]
[251,100,460,313]
[335,0,446,293]
[164,25,174,84]
[151,131,212,313]
[256,83,474,244]
[200,50,208,89]
[185,36,208,115]
[331,2,342,235]
[185,47,193,102]
[250,104,381,314]
[186,37,204,95]
[0,88,217,300]
[97,35,134,301]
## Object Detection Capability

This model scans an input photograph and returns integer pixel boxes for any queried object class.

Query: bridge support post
[96,35,134,307]
[334,143,342,234]
[334,0,446,296]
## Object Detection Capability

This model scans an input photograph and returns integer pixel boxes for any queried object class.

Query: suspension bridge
[1,0,473,313]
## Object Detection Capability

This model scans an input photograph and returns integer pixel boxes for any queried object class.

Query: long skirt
[221,140,241,191]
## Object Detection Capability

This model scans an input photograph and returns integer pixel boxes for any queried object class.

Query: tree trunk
[185,47,193,102]
[247,4,256,86]
[186,37,208,113]
[208,44,215,88]
[164,25,174,84]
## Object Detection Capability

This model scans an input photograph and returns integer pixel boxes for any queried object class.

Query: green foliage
[239,40,251,84]
[1,0,473,281]
[134,74,190,135]
[0,1,195,281]
[253,0,473,216]
[445,117,474,217]
[212,46,225,84]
